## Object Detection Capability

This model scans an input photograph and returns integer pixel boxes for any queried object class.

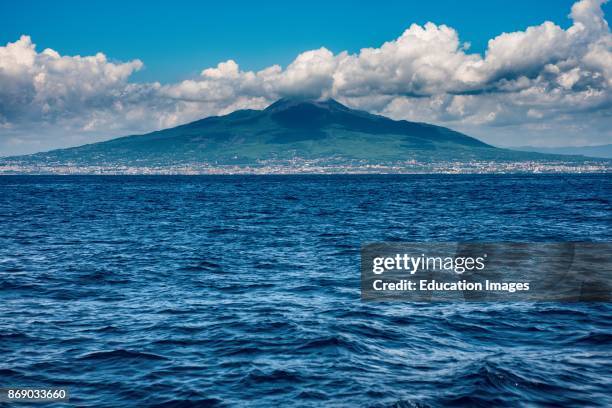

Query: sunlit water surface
[0,175,611,407]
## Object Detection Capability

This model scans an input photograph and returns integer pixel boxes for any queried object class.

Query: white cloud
[1,0,611,155]
[0,35,143,122]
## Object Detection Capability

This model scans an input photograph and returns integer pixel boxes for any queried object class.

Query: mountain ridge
[513,144,612,159]
[2,98,610,173]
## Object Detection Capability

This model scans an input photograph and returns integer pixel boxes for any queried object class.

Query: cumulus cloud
[0,0,611,155]
[0,36,143,122]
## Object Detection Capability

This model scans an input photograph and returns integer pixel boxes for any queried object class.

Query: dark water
[0,174,611,407]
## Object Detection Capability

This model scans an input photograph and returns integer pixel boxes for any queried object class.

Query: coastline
[1,160,610,175]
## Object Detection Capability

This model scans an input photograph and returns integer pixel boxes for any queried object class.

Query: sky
[1,0,611,155]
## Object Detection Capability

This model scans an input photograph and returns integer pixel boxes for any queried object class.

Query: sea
[0,174,611,407]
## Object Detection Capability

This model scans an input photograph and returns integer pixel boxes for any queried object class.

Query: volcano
[3,98,594,170]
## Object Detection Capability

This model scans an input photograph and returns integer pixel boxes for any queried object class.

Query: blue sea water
[0,174,611,407]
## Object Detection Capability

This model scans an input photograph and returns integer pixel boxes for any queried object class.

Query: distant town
[1,158,609,175]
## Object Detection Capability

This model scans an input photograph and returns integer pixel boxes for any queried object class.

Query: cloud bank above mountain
[0,0,611,155]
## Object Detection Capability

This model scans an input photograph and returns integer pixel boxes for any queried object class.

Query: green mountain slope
[4,99,602,167]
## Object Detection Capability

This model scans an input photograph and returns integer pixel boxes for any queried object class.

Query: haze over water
[1,174,611,407]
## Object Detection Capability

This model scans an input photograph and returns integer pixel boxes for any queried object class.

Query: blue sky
[1,0,600,83]
[0,0,611,155]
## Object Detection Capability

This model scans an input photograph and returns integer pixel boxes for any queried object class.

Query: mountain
[2,98,609,172]
[513,144,612,159]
